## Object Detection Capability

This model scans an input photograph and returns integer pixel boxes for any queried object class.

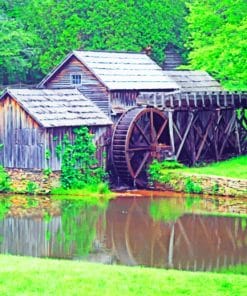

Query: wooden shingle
[164,70,223,92]
[0,88,112,127]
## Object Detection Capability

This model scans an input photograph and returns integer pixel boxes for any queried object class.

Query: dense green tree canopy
[0,0,246,90]
[0,0,186,85]
[186,0,247,90]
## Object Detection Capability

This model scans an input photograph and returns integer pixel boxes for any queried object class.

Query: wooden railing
[137,91,247,109]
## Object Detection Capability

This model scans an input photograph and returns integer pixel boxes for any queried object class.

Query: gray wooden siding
[45,57,110,116]
[0,96,46,169]
[111,90,139,110]
[0,96,110,170]
[45,126,111,171]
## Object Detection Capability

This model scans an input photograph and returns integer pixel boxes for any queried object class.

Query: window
[71,74,82,85]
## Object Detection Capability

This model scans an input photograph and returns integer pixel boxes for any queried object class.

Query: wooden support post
[213,110,221,161]
[161,93,165,108]
[168,110,175,156]
[234,111,242,154]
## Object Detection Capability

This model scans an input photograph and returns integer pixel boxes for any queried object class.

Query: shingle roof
[1,88,112,128]
[38,50,180,91]
[164,70,223,92]
[74,51,179,90]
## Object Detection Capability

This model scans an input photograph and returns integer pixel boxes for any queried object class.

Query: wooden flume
[112,91,247,187]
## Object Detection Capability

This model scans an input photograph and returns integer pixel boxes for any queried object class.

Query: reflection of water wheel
[112,107,172,187]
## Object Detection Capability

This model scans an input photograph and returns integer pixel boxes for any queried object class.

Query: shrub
[56,127,107,189]
[184,178,202,194]
[0,166,11,192]
[26,181,39,195]
[148,160,184,182]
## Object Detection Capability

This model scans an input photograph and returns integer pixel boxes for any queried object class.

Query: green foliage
[45,149,51,160]
[212,182,219,195]
[25,181,39,195]
[43,168,52,177]
[185,0,247,90]
[184,178,202,194]
[148,160,184,182]
[0,0,187,85]
[0,166,11,192]
[57,127,107,189]
[0,5,41,85]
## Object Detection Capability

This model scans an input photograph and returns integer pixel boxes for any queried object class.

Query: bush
[0,166,11,192]
[26,181,39,195]
[148,160,184,182]
[56,127,107,189]
[184,178,202,194]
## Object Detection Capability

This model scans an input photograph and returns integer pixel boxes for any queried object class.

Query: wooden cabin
[37,50,180,119]
[0,88,112,170]
[37,50,223,119]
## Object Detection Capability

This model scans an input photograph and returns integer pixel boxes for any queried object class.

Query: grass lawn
[166,156,247,179]
[0,255,247,296]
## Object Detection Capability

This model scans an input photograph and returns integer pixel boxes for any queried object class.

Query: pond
[0,191,247,272]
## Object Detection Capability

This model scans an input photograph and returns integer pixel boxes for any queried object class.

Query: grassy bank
[149,156,247,196]
[51,183,115,198]
[0,255,246,296]
[173,156,247,179]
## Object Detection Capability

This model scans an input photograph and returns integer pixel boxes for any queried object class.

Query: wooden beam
[168,110,175,154]
[195,113,215,162]
[176,112,195,160]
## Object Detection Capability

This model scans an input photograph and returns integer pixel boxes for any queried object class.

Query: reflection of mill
[105,198,247,271]
[0,196,247,271]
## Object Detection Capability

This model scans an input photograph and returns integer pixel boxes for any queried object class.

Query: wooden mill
[0,50,246,187]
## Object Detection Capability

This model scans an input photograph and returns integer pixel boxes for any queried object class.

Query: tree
[0,0,188,84]
[185,0,247,90]
[0,14,40,85]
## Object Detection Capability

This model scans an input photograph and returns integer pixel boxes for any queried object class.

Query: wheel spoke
[134,122,150,145]
[133,152,150,179]
[127,146,150,152]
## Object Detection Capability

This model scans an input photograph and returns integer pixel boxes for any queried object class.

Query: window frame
[70,73,82,86]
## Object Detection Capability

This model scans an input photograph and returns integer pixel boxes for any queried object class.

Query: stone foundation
[152,173,247,197]
[7,169,61,194]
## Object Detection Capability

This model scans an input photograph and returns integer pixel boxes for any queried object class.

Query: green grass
[0,255,246,296]
[163,156,247,179]
[51,182,115,198]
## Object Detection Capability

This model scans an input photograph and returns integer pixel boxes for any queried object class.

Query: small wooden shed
[0,88,112,170]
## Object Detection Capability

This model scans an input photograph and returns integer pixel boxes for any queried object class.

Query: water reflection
[0,194,247,271]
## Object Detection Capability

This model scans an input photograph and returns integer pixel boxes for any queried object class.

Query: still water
[0,192,247,271]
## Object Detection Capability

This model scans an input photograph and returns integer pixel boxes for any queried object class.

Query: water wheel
[112,107,172,187]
